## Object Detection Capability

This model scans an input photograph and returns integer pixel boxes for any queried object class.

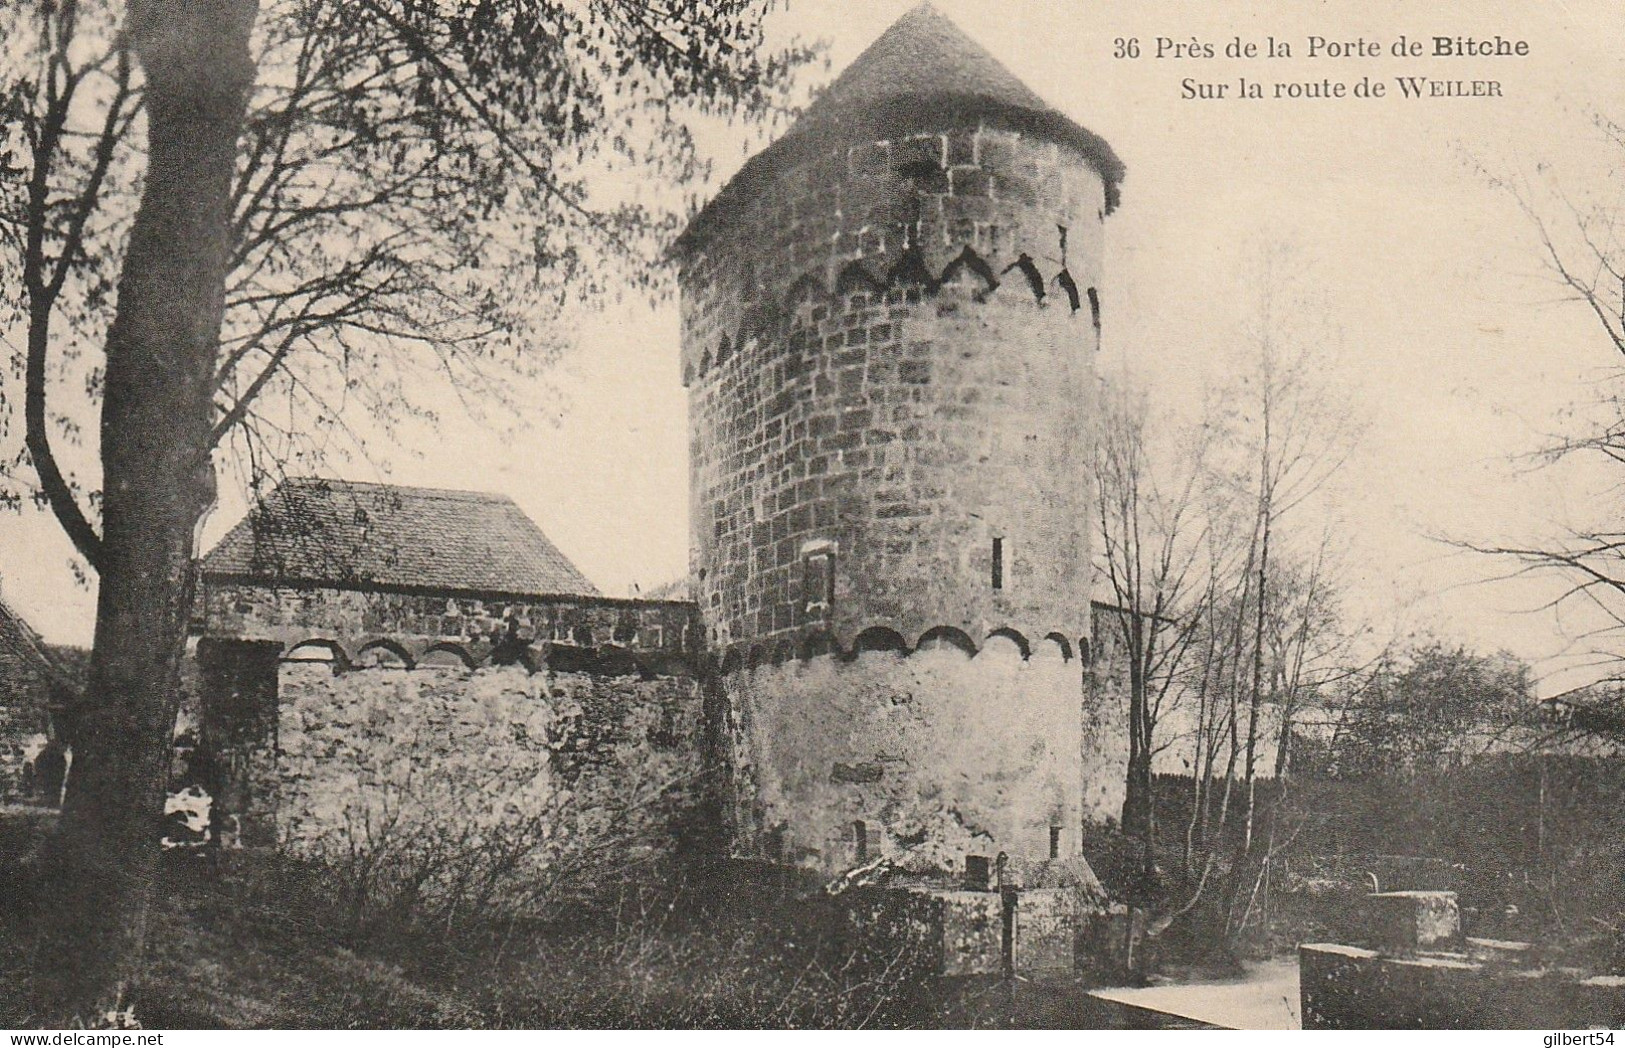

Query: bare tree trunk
[1241,507,1270,853]
[1242,399,1274,854]
[1191,612,1222,862]
[33,1,257,1023]
[1122,612,1157,869]
[1183,671,1208,874]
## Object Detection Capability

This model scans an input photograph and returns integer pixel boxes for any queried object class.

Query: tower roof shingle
[675,2,1124,256]
[201,478,601,598]
[797,1,1055,127]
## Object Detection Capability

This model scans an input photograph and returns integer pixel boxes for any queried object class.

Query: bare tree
[1210,255,1360,854]
[1094,377,1209,871]
[1133,258,1362,944]
[1457,113,1625,678]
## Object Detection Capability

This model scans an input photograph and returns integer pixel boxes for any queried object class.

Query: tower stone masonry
[675,3,1128,881]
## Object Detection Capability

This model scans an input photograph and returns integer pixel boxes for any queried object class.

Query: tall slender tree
[2,0,810,1023]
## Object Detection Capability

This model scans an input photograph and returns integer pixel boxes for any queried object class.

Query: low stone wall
[841,884,1103,977]
[1301,943,1625,1028]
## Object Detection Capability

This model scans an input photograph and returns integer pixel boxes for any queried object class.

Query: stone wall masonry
[722,639,1127,881]
[0,641,59,798]
[0,704,48,799]
[688,281,1095,653]
[681,126,1104,655]
[198,579,698,660]
[679,125,1107,381]
[249,661,707,884]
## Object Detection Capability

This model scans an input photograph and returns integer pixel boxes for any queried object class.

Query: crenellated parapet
[197,578,699,657]
[677,124,1109,390]
[681,233,1101,391]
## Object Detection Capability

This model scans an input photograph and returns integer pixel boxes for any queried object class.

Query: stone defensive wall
[187,583,708,856]
[196,577,700,667]
[187,639,707,856]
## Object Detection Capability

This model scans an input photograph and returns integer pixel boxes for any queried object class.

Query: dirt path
[1086,957,1301,1029]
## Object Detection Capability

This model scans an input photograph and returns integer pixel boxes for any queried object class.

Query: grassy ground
[0,820,1183,1030]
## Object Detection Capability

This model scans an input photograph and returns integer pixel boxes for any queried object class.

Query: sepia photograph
[2,0,1625,1032]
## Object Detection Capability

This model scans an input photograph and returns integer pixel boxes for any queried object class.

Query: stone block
[1367,890,1461,952]
[1301,943,1625,1029]
[1013,887,1078,973]
[926,889,1005,976]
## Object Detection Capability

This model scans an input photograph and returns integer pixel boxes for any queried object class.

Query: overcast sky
[5,0,1625,695]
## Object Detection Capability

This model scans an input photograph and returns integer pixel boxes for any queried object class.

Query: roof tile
[201,478,600,598]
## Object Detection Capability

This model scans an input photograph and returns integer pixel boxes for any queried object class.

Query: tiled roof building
[195,478,693,664]
[203,477,600,598]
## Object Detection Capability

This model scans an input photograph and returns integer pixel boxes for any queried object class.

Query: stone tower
[675,4,1126,880]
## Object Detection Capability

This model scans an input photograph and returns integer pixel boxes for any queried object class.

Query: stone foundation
[843,883,1107,977]
[1301,891,1625,1028]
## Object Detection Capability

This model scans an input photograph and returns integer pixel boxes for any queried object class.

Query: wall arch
[785,272,828,311]
[1040,632,1075,662]
[420,643,479,670]
[915,625,977,656]
[356,638,414,669]
[939,245,999,294]
[835,260,885,297]
[985,627,1031,660]
[281,638,350,669]
[852,626,909,657]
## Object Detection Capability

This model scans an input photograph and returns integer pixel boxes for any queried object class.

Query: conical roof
[797,2,1053,129]
[675,3,1123,256]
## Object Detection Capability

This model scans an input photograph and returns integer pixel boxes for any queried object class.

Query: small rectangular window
[854,820,869,863]
[991,537,1004,591]
[1049,826,1063,860]
[802,543,836,616]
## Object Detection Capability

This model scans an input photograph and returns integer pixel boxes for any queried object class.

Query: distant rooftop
[0,594,79,696]
[676,2,1124,256]
[202,478,601,598]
